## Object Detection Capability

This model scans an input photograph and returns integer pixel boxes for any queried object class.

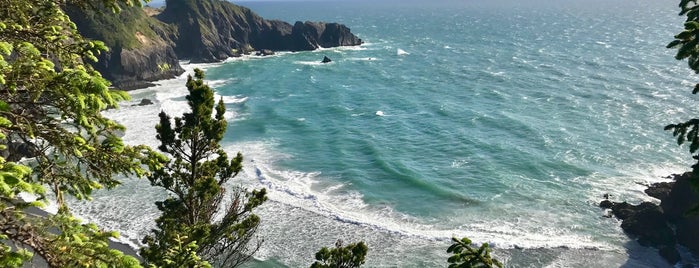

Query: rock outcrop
[600,172,699,265]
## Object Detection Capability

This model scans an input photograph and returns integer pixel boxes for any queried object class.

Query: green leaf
[0,100,9,111]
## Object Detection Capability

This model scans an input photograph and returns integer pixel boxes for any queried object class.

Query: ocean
[70,0,698,266]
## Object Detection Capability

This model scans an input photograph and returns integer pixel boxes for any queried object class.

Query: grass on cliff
[70,3,171,49]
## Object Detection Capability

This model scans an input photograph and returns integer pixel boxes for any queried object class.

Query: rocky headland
[65,0,363,90]
[600,172,699,265]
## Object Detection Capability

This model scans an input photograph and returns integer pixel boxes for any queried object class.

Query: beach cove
[66,0,699,266]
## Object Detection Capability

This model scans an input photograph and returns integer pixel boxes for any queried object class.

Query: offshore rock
[321,56,332,63]
[136,99,154,106]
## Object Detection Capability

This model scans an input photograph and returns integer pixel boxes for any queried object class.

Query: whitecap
[397,48,409,56]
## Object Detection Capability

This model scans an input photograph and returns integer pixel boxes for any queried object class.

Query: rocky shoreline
[600,172,699,265]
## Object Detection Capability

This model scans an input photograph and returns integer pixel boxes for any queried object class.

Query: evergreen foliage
[310,240,368,268]
[0,0,162,267]
[141,68,267,268]
[666,0,699,193]
[446,237,502,268]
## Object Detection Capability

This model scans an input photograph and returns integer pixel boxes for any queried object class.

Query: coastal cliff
[66,0,363,88]
[157,0,363,63]
[65,4,184,90]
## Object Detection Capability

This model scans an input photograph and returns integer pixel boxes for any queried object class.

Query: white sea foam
[295,60,329,66]
[397,48,409,55]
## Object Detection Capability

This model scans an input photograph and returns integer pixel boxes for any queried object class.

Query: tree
[446,237,502,268]
[310,240,368,268]
[141,68,267,268]
[665,1,699,196]
[0,0,162,267]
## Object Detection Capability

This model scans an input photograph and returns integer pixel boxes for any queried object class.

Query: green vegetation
[158,63,171,72]
[665,1,699,198]
[310,240,368,268]
[140,68,267,268]
[66,1,171,49]
[447,237,503,268]
[0,0,162,267]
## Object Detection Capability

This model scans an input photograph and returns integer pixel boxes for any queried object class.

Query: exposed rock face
[601,172,699,265]
[95,43,184,90]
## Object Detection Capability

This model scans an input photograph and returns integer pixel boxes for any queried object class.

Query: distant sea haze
[76,0,692,266]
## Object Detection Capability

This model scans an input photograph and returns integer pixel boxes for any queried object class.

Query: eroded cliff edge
[66,0,363,89]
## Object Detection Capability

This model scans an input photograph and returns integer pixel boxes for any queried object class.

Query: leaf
[689,21,699,31]
[668,39,683,49]
[0,100,9,111]
[0,117,11,127]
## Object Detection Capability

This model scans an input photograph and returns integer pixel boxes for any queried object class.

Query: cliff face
[158,0,363,63]
[67,0,362,88]
[65,4,185,90]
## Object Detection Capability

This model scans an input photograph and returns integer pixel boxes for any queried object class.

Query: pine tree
[141,68,267,267]
[310,240,368,268]
[446,237,502,268]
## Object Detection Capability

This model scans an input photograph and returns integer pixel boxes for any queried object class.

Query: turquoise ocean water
[73,0,699,266]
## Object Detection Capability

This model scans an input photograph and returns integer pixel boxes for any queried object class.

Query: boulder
[645,181,673,200]
[137,99,154,106]
[599,200,614,209]
[0,141,39,162]
[617,202,675,247]
[321,56,332,63]
[256,49,275,56]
